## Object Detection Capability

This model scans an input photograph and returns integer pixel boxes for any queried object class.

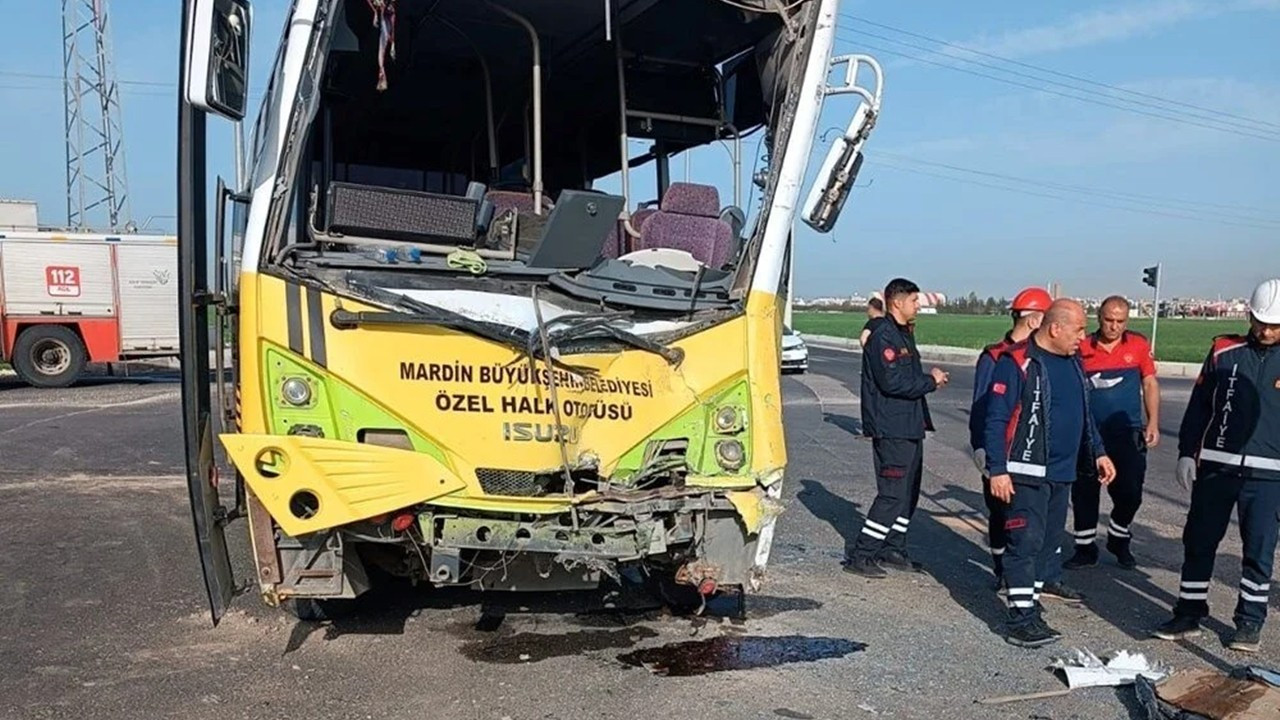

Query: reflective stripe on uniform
[865,519,891,534]
[1007,586,1035,608]
[1007,461,1047,477]
[1199,449,1280,471]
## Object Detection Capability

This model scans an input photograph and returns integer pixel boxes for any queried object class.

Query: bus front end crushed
[221,274,788,610]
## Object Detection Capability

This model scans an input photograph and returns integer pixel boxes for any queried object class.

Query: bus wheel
[13,325,88,388]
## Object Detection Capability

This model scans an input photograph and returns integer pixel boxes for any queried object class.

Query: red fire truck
[1,202,179,388]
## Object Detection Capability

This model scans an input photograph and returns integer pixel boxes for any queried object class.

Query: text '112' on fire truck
[177,0,882,622]
[0,200,179,388]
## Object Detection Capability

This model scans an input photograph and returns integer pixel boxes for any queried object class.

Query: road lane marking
[792,373,860,411]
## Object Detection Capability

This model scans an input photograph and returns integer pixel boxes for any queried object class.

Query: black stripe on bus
[306,286,327,367]
[286,282,303,353]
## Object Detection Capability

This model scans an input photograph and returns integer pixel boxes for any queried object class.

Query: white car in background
[781,326,808,374]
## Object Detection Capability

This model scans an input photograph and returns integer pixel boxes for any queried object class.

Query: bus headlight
[715,440,745,470]
[281,377,313,406]
[714,406,743,433]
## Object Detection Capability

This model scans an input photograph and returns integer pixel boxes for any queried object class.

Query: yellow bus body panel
[226,272,788,534]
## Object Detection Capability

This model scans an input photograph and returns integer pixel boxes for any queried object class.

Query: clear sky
[1,1,1276,302]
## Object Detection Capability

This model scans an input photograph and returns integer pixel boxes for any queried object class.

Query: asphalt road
[0,350,1274,720]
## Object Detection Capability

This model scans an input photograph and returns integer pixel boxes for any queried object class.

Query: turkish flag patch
[992,382,1007,395]
[883,347,897,362]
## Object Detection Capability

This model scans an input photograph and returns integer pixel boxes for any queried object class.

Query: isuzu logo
[502,422,579,443]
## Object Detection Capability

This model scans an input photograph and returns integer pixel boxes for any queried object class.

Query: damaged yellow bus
[177,0,882,622]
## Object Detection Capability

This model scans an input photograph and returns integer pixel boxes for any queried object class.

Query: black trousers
[852,438,924,561]
[983,475,1008,560]
[1071,429,1146,547]
[1173,469,1280,627]
[1003,480,1071,629]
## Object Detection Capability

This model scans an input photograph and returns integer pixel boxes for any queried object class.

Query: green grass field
[792,311,1242,363]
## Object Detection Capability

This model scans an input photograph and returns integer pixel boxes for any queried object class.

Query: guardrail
[801,334,1202,379]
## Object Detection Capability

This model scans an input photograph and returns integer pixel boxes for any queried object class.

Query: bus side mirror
[800,54,883,234]
[184,0,252,121]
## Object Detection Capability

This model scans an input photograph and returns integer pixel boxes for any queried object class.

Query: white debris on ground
[1050,648,1171,689]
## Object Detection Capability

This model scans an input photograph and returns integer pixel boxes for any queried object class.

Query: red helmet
[1011,287,1052,313]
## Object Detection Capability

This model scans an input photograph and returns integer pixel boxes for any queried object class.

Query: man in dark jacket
[970,286,1052,589]
[846,278,950,578]
[984,299,1116,647]
[1153,278,1280,653]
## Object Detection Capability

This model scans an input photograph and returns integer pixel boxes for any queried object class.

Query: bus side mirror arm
[800,53,883,234]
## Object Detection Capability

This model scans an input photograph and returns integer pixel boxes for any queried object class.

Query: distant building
[0,199,39,229]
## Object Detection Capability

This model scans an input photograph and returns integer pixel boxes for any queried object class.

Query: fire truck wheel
[12,325,88,388]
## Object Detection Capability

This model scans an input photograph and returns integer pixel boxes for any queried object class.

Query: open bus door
[179,0,252,624]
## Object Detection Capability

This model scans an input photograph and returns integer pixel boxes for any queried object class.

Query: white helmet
[1249,278,1280,324]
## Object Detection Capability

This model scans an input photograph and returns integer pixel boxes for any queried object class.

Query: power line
[869,159,1279,230]
[0,68,172,88]
[839,13,1280,133]
[876,151,1280,224]
[0,83,174,98]
[836,35,1280,144]
[838,25,1280,139]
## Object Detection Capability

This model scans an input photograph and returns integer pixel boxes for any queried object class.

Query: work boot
[878,548,925,573]
[1106,536,1138,569]
[1227,623,1262,653]
[1040,582,1086,603]
[1033,615,1063,640]
[1152,614,1202,640]
[1063,544,1099,569]
[1004,620,1060,648]
[842,556,887,580]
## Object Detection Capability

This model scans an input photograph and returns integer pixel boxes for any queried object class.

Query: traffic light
[1142,265,1159,288]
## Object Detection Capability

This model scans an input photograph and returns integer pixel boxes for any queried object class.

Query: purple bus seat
[635,182,733,268]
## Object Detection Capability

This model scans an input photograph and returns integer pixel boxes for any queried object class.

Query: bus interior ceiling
[314,0,785,228]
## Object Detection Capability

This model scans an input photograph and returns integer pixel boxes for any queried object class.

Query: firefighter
[1153,278,1280,653]
[845,278,950,578]
[860,297,885,348]
[970,287,1052,589]
[983,299,1117,647]
[1065,296,1160,570]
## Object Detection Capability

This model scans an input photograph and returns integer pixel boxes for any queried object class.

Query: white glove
[972,448,988,478]
[1177,457,1196,490]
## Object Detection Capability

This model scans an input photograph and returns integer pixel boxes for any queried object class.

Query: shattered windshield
[257,0,811,330]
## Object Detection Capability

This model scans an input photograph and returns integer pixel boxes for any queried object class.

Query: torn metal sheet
[727,489,765,534]
[1050,648,1170,689]
[726,487,784,535]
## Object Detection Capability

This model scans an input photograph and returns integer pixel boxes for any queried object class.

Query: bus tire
[12,325,88,388]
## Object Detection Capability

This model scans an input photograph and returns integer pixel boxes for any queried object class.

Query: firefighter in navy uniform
[970,287,1052,589]
[1153,278,1280,653]
[846,278,950,578]
[983,299,1117,647]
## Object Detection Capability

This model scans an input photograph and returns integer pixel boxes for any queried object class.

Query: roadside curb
[801,334,1201,379]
